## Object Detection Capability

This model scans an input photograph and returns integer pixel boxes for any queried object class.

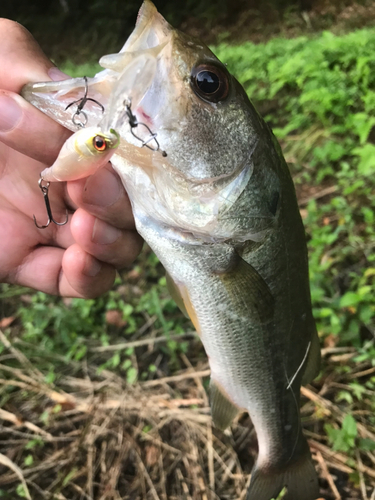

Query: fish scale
[133,211,309,466]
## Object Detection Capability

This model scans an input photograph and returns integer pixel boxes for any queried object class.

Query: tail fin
[246,445,319,500]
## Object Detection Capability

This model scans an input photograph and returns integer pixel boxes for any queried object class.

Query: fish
[22,2,321,499]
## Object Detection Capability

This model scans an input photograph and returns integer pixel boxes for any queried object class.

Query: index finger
[0,19,71,163]
[0,18,57,92]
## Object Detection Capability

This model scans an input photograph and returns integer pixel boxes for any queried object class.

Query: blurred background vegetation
[1,1,375,499]
[2,0,375,62]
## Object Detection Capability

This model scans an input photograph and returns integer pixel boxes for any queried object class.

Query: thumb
[0,90,71,165]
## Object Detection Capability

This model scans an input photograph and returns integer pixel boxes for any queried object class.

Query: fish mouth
[123,1,172,53]
[99,1,171,71]
[21,2,172,137]
[98,1,173,149]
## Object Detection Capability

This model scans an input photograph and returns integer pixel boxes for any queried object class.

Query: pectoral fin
[219,254,275,324]
[301,328,321,385]
[210,380,239,431]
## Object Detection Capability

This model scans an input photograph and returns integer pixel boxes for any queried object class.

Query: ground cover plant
[1,28,375,499]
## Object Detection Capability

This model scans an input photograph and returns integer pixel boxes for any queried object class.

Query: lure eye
[93,135,107,151]
[191,63,230,103]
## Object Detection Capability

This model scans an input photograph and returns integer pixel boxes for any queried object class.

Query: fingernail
[0,95,22,132]
[48,67,70,81]
[92,219,121,245]
[83,255,102,277]
[83,169,122,207]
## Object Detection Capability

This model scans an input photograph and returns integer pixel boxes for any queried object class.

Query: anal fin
[210,380,239,431]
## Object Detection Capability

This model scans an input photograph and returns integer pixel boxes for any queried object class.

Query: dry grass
[0,330,375,500]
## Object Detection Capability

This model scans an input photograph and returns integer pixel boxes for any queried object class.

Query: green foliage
[214,29,375,350]
[325,414,358,453]
[17,292,107,360]
[60,61,101,78]
[272,487,287,500]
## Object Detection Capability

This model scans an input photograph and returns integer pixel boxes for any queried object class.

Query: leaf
[24,455,33,467]
[126,367,138,385]
[352,144,375,176]
[340,292,362,308]
[0,453,31,500]
[349,383,366,401]
[358,438,375,451]
[342,414,358,438]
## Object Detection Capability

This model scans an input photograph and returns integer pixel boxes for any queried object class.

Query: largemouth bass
[22,2,321,498]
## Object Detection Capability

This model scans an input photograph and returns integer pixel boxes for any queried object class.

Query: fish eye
[93,135,107,152]
[191,63,230,103]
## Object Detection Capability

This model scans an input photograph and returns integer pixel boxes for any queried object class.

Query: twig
[356,450,369,500]
[298,185,338,206]
[301,386,375,443]
[0,330,44,381]
[315,451,341,499]
[348,366,375,379]
[136,453,161,500]
[0,408,53,439]
[176,468,193,500]
[180,353,209,405]
[323,459,353,475]
[142,369,211,388]
[90,332,196,352]
[207,423,215,493]
[320,346,356,357]
[0,453,31,500]
[239,474,252,500]
[309,440,375,480]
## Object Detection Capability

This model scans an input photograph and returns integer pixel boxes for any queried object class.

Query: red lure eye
[93,135,107,151]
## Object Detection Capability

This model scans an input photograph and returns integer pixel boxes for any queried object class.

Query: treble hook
[124,99,167,157]
[33,178,69,229]
[65,76,105,128]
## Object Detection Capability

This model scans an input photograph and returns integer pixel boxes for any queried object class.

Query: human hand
[0,19,143,298]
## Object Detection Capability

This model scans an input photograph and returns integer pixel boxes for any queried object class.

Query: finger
[0,19,61,92]
[0,20,71,163]
[70,209,143,269]
[67,165,137,230]
[12,244,116,298]
[60,245,117,297]
[0,90,71,164]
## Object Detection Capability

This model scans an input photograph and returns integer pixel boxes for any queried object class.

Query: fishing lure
[40,127,120,182]
[65,76,105,128]
[33,178,69,229]
[33,127,119,228]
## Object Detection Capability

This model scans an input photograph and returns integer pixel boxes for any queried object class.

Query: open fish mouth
[104,1,171,57]
[21,1,171,146]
